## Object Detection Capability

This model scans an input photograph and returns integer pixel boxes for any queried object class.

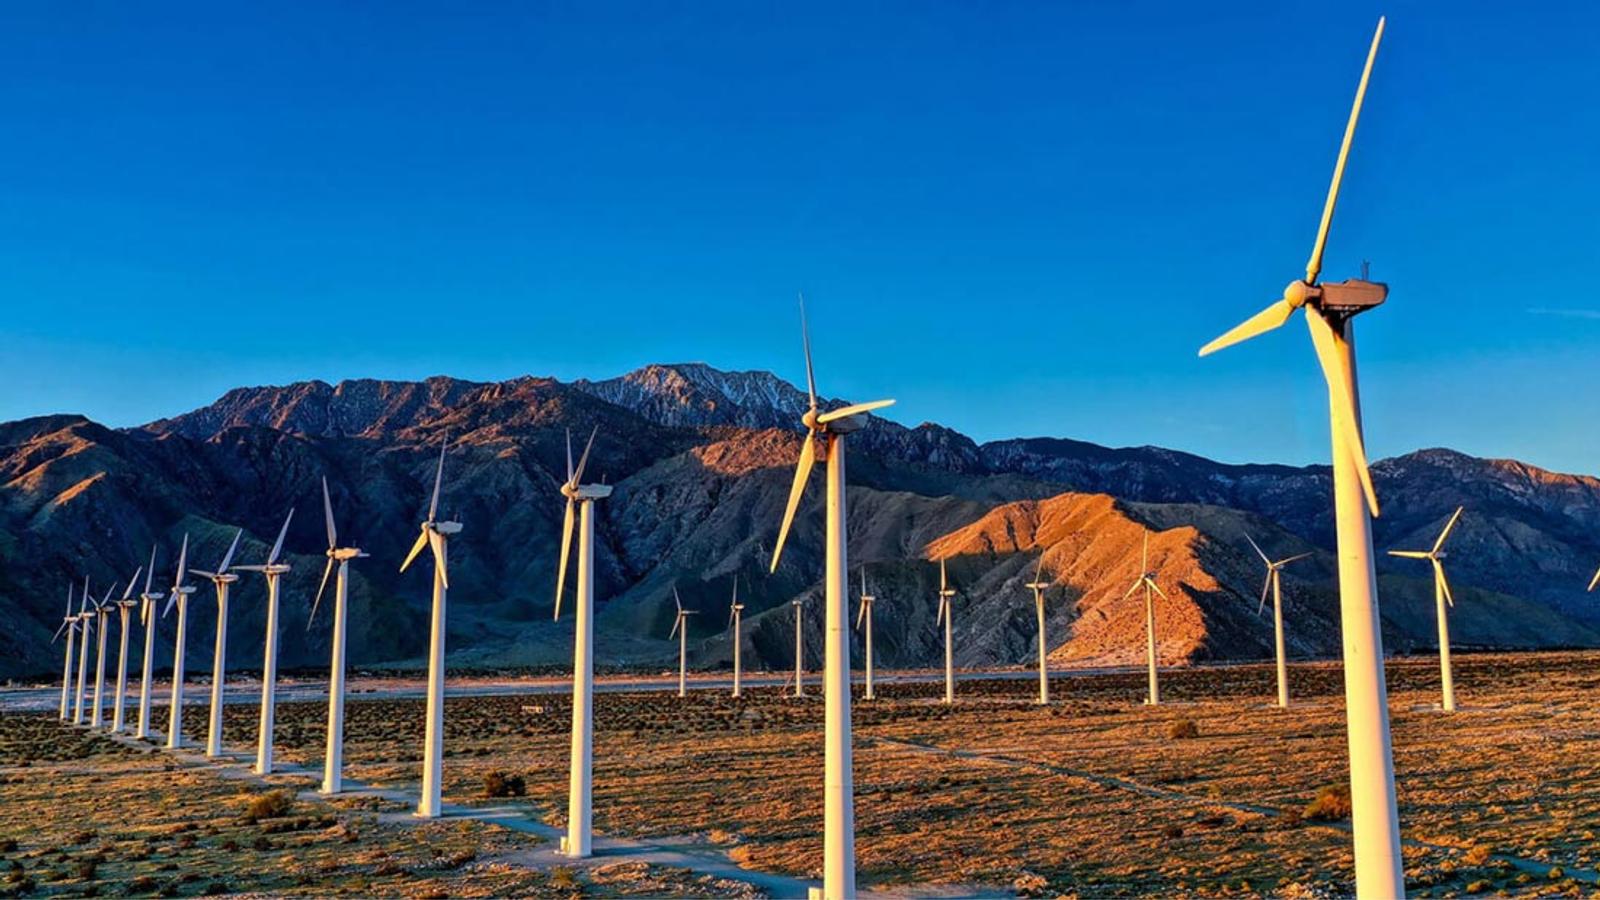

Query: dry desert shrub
[1302,783,1352,821]
[243,789,294,822]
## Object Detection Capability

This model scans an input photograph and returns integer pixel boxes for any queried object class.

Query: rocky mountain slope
[1,363,1597,681]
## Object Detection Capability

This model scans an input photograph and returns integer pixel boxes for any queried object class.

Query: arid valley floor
[4,653,1600,898]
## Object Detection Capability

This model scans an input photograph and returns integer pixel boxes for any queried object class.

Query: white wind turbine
[855,570,875,701]
[728,580,745,698]
[110,568,144,733]
[191,529,243,758]
[935,558,957,704]
[552,426,606,858]
[1121,530,1168,706]
[670,588,698,698]
[53,583,76,721]
[163,535,196,749]
[790,598,806,697]
[1195,18,1402,896]
[1388,506,1465,713]
[1244,534,1312,709]
[768,295,895,900]
[72,578,94,724]
[89,580,115,729]
[237,509,295,775]
[310,476,367,795]
[1025,557,1052,706]
[135,545,164,740]
[398,439,460,819]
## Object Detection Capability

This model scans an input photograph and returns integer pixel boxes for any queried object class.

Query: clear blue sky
[2,2,1596,475]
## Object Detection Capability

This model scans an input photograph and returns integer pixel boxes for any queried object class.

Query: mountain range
[2,362,1598,682]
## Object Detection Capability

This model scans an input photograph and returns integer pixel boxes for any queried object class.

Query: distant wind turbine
[237,509,295,775]
[856,570,875,701]
[790,598,806,697]
[768,294,895,900]
[135,546,164,740]
[72,578,93,724]
[1244,534,1311,708]
[191,529,243,758]
[670,588,698,698]
[163,534,196,749]
[110,568,143,733]
[398,438,460,819]
[311,476,367,795]
[935,558,957,705]
[728,580,745,698]
[1388,507,1465,712]
[1024,557,1052,706]
[54,584,76,721]
[1122,530,1168,706]
[89,581,115,728]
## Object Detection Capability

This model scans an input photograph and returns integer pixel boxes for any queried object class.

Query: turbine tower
[1024,557,1052,705]
[553,426,607,858]
[399,438,460,819]
[1244,534,1311,708]
[670,588,698,698]
[72,578,93,724]
[791,598,806,697]
[311,476,366,795]
[191,529,243,758]
[935,558,957,704]
[729,580,745,699]
[89,581,115,728]
[135,545,164,740]
[110,568,144,733]
[768,295,895,900]
[54,584,76,721]
[855,570,875,701]
[163,534,196,749]
[1388,506,1465,712]
[237,509,295,775]
[1121,530,1168,706]
[1195,18,1403,896]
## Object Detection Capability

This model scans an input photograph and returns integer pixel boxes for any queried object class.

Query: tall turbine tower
[311,476,366,794]
[237,510,295,775]
[935,559,957,704]
[768,296,895,900]
[163,535,196,749]
[553,426,606,858]
[856,570,875,701]
[791,598,806,697]
[1388,507,1465,712]
[191,529,243,758]
[72,578,93,724]
[399,439,460,819]
[110,569,144,733]
[670,588,698,698]
[1245,534,1311,708]
[1121,530,1168,706]
[1025,557,1052,705]
[729,580,745,699]
[89,582,115,728]
[54,584,77,721]
[135,546,164,740]
[1195,18,1402,896]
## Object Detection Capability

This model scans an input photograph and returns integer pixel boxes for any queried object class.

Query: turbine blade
[798,292,817,411]
[1432,506,1464,555]
[1306,308,1380,516]
[400,529,429,573]
[669,615,681,640]
[856,598,866,630]
[100,581,116,607]
[1258,572,1272,615]
[1588,564,1600,593]
[428,530,448,590]
[53,620,68,642]
[1306,17,1385,285]
[268,509,294,565]
[1435,560,1455,608]
[554,498,575,620]
[1122,578,1143,600]
[219,528,243,574]
[935,599,944,627]
[816,399,896,424]
[1198,298,1296,357]
[769,434,816,573]
[190,569,218,580]
[1278,552,1314,567]
[1244,532,1270,566]
[173,534,189,588]
[565,428,575,484]
[162,593,176,619]
[144,545,158,595]
[322,476,338,550]
[1147,579,1170,601]
[428,438,447,522]
[310,558,335,628]
[1034,554,1045,584]
[573,427,597,486]
[940,558,948,592]
[1388,550,1429,559]
[122,568,142,601]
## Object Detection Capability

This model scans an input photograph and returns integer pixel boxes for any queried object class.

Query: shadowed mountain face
[2,363,1597,680]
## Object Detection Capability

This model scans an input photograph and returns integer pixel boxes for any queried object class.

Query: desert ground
[4,653,1600,898]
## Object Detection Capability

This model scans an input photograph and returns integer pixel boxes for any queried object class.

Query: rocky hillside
[1,363,1597,681]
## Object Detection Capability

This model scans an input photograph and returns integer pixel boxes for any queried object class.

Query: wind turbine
[935,559,957,704]
[790,598,806,697]
[856,570,875,701]
[237,510,295,775]
[54,584,76,721]
[1025,557,1052,706]
[729,579,745,699]
[135,545,164,740]
[110,567,144,733]
[89,581,115,729]
[163,534,195,749]
[1244,534,1312,708]
[399,438,460,819]
[670,588,698,698]
[552,427,607,858]
[1194,18,1402,896]
[768,295,895,900]
[1388,506,1465,713]
[1122,530,1168,706]
[71,578,92,724]
[311,476,367,795]
[191,529,242,757]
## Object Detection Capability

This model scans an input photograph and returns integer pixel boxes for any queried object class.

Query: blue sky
[1,2,1596,475]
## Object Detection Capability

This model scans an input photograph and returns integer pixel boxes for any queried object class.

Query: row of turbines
[38,19,1600,900]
